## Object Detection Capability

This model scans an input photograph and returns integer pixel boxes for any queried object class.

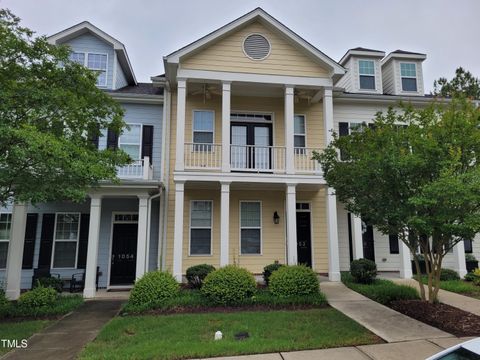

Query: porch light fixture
[273,211,280,224]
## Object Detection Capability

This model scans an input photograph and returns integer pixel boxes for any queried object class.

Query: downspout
[145,190,161,273]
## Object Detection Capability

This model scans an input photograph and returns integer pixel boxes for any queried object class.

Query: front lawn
[0,320,51,355]
[79,308,381,360]
[421,278,480,299]
[0,295,84,319]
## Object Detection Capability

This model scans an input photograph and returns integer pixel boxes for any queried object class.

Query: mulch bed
[390,300,480,337]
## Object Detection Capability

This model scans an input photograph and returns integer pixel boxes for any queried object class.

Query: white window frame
[51,212,81,270]
[192,110,215,146]
[358,59,376,90]
[294,114,307,150]
[189,200,213,256]
[118,123,143,160]
[400,62,418,92]
[69,51,108,87]
[239,201,262,256]
[0,213,12,270]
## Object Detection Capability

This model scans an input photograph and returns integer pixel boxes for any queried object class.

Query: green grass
[420,278,480,299]
[122,289,327,314]
[0,320,51,355]
[79,308,381,360]
[342,272,420,305]
[0,295,84,319]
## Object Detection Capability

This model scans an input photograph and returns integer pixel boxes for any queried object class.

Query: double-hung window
[358,60,375,90]
[193,110,214,151]
[119,124,142,160]
[69,52,85,65]
[240,202,261,255]
[87,53,108,87]
[52,213,80,268]
[190,201,212,255]
[294,115,306,154]
[0,214,12,269]
[400,63,417,92]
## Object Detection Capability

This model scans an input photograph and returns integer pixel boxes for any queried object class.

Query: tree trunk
[413,256,426,301]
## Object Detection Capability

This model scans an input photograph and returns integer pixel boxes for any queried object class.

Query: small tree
[433,67,480,99]
[0,9,130,206]
[314,95,480,303]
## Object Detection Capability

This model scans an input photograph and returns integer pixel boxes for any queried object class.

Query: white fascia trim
[339,50,385,65]
[110,93,164,104]
[177,69,333,88]
[165,8,344,76]
[381,53,427,66]
[334,93,443,106]
[173,172,326,185]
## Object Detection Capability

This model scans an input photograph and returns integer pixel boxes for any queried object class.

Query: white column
[220,181,231,266]
[221,81,231,173]
[5,203,28,300]
[83,196,102,298]
[172,181,185,282]
[351,214,364,260]
[399,241,413,279]
[175,78,187,171]
[284,85,295,174]
[453,241,467,278]
[136,195,149,280]
[286,183,297,265]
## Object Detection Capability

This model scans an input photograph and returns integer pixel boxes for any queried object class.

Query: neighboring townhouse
[2,22,165,299]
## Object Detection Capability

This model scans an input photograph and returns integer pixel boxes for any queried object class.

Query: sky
[2,0,479,92]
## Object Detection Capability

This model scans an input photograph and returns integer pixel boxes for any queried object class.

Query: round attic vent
[243,34,271,60]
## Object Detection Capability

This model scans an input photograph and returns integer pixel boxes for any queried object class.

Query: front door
[231,123,272,170]
[296,211,312,267]
[110,223,138,285]
[362,221,375,262]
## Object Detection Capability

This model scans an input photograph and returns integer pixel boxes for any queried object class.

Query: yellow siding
[181,21,329,78]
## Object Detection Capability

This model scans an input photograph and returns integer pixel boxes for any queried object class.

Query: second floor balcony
[117,156,153,180]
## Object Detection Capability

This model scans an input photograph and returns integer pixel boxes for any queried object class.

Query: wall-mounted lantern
[273,211,280,224]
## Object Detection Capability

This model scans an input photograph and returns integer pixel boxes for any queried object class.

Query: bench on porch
[69,266,101,293]
[31,267,101,293]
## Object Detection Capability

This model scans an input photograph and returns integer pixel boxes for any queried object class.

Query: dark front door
[231,123,273,170]
[362,221,375,262]
[296,212,312,267]
[110,223,138,285]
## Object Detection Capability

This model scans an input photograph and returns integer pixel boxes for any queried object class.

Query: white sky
[3,0,480,92]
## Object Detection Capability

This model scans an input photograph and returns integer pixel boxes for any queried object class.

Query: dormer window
[358,60,375,90]
[68,52,107,87]
[400,63,417,92]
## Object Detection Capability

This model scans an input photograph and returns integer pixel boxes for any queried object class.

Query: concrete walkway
[2,300,123,360]
[319,282,451,342]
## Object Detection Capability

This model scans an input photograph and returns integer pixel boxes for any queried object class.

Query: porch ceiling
[183,180,323,192]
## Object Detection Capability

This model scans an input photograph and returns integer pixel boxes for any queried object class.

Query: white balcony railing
[294,147,322,174]
[231,145,286,172]
[184,143,222,170]
[117,156,153,180]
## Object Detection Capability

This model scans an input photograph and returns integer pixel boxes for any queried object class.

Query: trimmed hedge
[350,259,377,284]
[263,263,284,285]
[269,265,319,297]
[201,266,256,305]
[440,268,460,281]
[129,271,179,306]
[186,264,215,289]
[18,286,57,308]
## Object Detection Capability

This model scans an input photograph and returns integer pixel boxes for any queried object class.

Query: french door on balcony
[231,123,273,171]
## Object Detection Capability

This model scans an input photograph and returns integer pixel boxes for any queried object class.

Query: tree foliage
[0,9,130,206]
[433,67,480,99]
[315,96,480,302]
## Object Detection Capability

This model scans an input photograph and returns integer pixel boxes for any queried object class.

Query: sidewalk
[2,300,124,360]
[319,282,451,342]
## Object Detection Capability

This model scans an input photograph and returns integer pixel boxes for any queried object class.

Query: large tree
[433,67,480,99]
[0,9,130,206]
[315,96,480,303]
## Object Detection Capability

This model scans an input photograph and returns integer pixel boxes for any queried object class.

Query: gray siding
[381,61,396,95]
[114,56,128,90]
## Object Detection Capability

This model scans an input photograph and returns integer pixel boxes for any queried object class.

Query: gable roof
[382,49,427,65]
[47,21,137,85]
[339,47,386,65]
[164,8,345,82]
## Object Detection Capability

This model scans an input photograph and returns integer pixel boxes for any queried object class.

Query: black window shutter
[107,129,118,150]
[38,213,56,269]
[464,239,473,254]
[389,234,399,254]
[141,125,154,164]
[339,122,349,137]
[22,213,38,269]
[90,124,100,149]
[77,214,90,269]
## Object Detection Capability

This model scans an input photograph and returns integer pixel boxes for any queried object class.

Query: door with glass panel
[230,123,272,171]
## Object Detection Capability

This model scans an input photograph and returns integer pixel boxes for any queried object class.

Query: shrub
[129,271,179,306]
[474,268,480,286]
[350,259,377,284]
[201,266,256,305]
[464,272,476,282]
[269,265,319,297]
[263,263,284,285]
[186,264,215,289]
[18,286,57,308]
[33,277,63,293]
[440,268,460,281]
[466,254,477,262]
[0,289,9,308]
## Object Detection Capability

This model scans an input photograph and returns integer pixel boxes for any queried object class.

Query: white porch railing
[231,145,286,172]
[184,143,222,170]
[294,147,322,174]
[117,156,153,180]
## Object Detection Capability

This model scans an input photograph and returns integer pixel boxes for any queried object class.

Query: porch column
[84,195,102,298]
[221,81,231,173]
[399,240,413,279]
[5,202,28,300]
[172,181,185,282]
[286,183,297,265]
[135,195,149,280]
[220,181,231,266]
[351,214,364,260]
[453,241,467,278]
[175,78,187,171]
[284,85,295,174]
